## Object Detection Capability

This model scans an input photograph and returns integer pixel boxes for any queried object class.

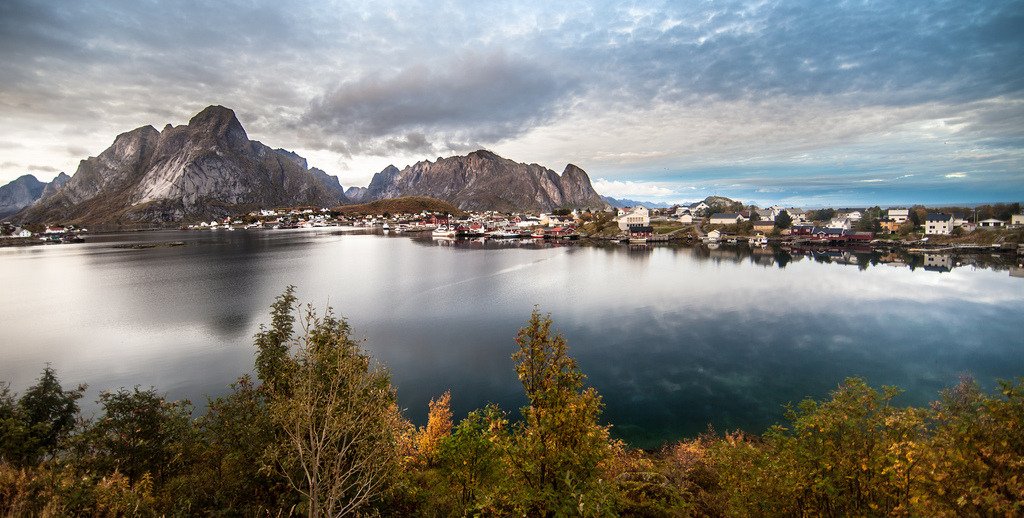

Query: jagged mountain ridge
[0,173,70,219]
[16,106,344,225]
[600,196,671,209]
[357,150,605,212]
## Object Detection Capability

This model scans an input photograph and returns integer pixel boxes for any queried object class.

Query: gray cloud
[0,0,1020,200]
[26,164,58,173]
[301,52,579,156]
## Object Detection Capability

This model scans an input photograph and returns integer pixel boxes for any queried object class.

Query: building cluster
[185,207,582,238]
[613,203,1024,241]
[0,222,85,242]
[919,211,1024,235]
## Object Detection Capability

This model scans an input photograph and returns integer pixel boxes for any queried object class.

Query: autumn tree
[437,405,507,512]
[915,376,1024,515]
[416,390,452,465]
[507,309,612,516]
[265,302,404,517]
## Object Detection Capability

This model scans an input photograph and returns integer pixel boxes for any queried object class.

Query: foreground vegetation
[2,289,1021,516]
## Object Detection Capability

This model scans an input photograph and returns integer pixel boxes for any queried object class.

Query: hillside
[333,196,464,216]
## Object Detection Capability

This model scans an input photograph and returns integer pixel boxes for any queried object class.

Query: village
[3,200,1023,259]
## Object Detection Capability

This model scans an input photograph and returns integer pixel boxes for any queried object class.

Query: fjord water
[2,230,1022,447]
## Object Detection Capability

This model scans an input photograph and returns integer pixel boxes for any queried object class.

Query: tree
[437,405,507,512]
[416,391,452,465]
[81,387,195,485]
[916,377,1024,515]
[507,309,612,516]
[775,210,793,229]
[13,366,85,465]
[254,285,298,394]
[266,302,404,517]
[193,375,286,513]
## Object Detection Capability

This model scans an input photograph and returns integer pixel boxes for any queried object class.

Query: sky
[1,0,1022,207]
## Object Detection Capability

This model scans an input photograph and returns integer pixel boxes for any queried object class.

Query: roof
[753,220,775,226]
[926,213,953,222]
[629,226,654,233]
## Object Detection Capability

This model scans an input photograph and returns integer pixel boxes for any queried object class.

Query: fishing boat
[748,233,768,246]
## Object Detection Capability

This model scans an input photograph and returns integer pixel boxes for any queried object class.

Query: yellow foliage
[417,390,453,465]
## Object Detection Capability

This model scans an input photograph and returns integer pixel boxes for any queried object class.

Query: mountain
[600,196,671,209]
[39,172,71,200]
[16,105,343,225]
[345,186,369,203]
[356,151,605,212]
[0,173,75,219]
[309,167,350,204]
[0,175,47,219]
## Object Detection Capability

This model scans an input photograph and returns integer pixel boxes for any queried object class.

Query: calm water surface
[2,229,1022,447]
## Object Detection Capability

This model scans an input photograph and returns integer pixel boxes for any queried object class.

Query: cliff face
[309,167,350,204]
[357,151,605,212]
[17,106,343,225]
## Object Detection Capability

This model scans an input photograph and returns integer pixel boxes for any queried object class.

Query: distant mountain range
[0,173,69,219]
[600,196,671,209]
[6,105,607,225]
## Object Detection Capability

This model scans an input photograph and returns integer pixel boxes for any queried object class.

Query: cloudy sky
[1,0,1022,206]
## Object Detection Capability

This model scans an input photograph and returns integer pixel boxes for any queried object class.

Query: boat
[487,227,521,239]
[530,229,546,239]
[432,226,456,238]
[748,234,768,246]
[382,222,390,231]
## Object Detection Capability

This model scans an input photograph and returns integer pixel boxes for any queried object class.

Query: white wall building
[617,206,650,230]
[925,213,954,235]
[887,208,910,223]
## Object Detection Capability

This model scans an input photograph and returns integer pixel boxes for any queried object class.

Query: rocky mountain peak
[352,150,605,211]
[15,106,342,225]
[187,105,249,152]
[39,172,71,200]
[467,149,500,160]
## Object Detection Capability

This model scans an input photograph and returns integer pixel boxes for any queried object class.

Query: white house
[978,218,1006,228]
[709,213,745,225]
[786,208,807,223]
[925,213,954,235]
[675,213,694,224]
[1012,214,1024,227]
[17,229,32,238]
[844,211,863,221]
[617,206,650,230]
[887,208,910,223]
[828,217,852,230]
